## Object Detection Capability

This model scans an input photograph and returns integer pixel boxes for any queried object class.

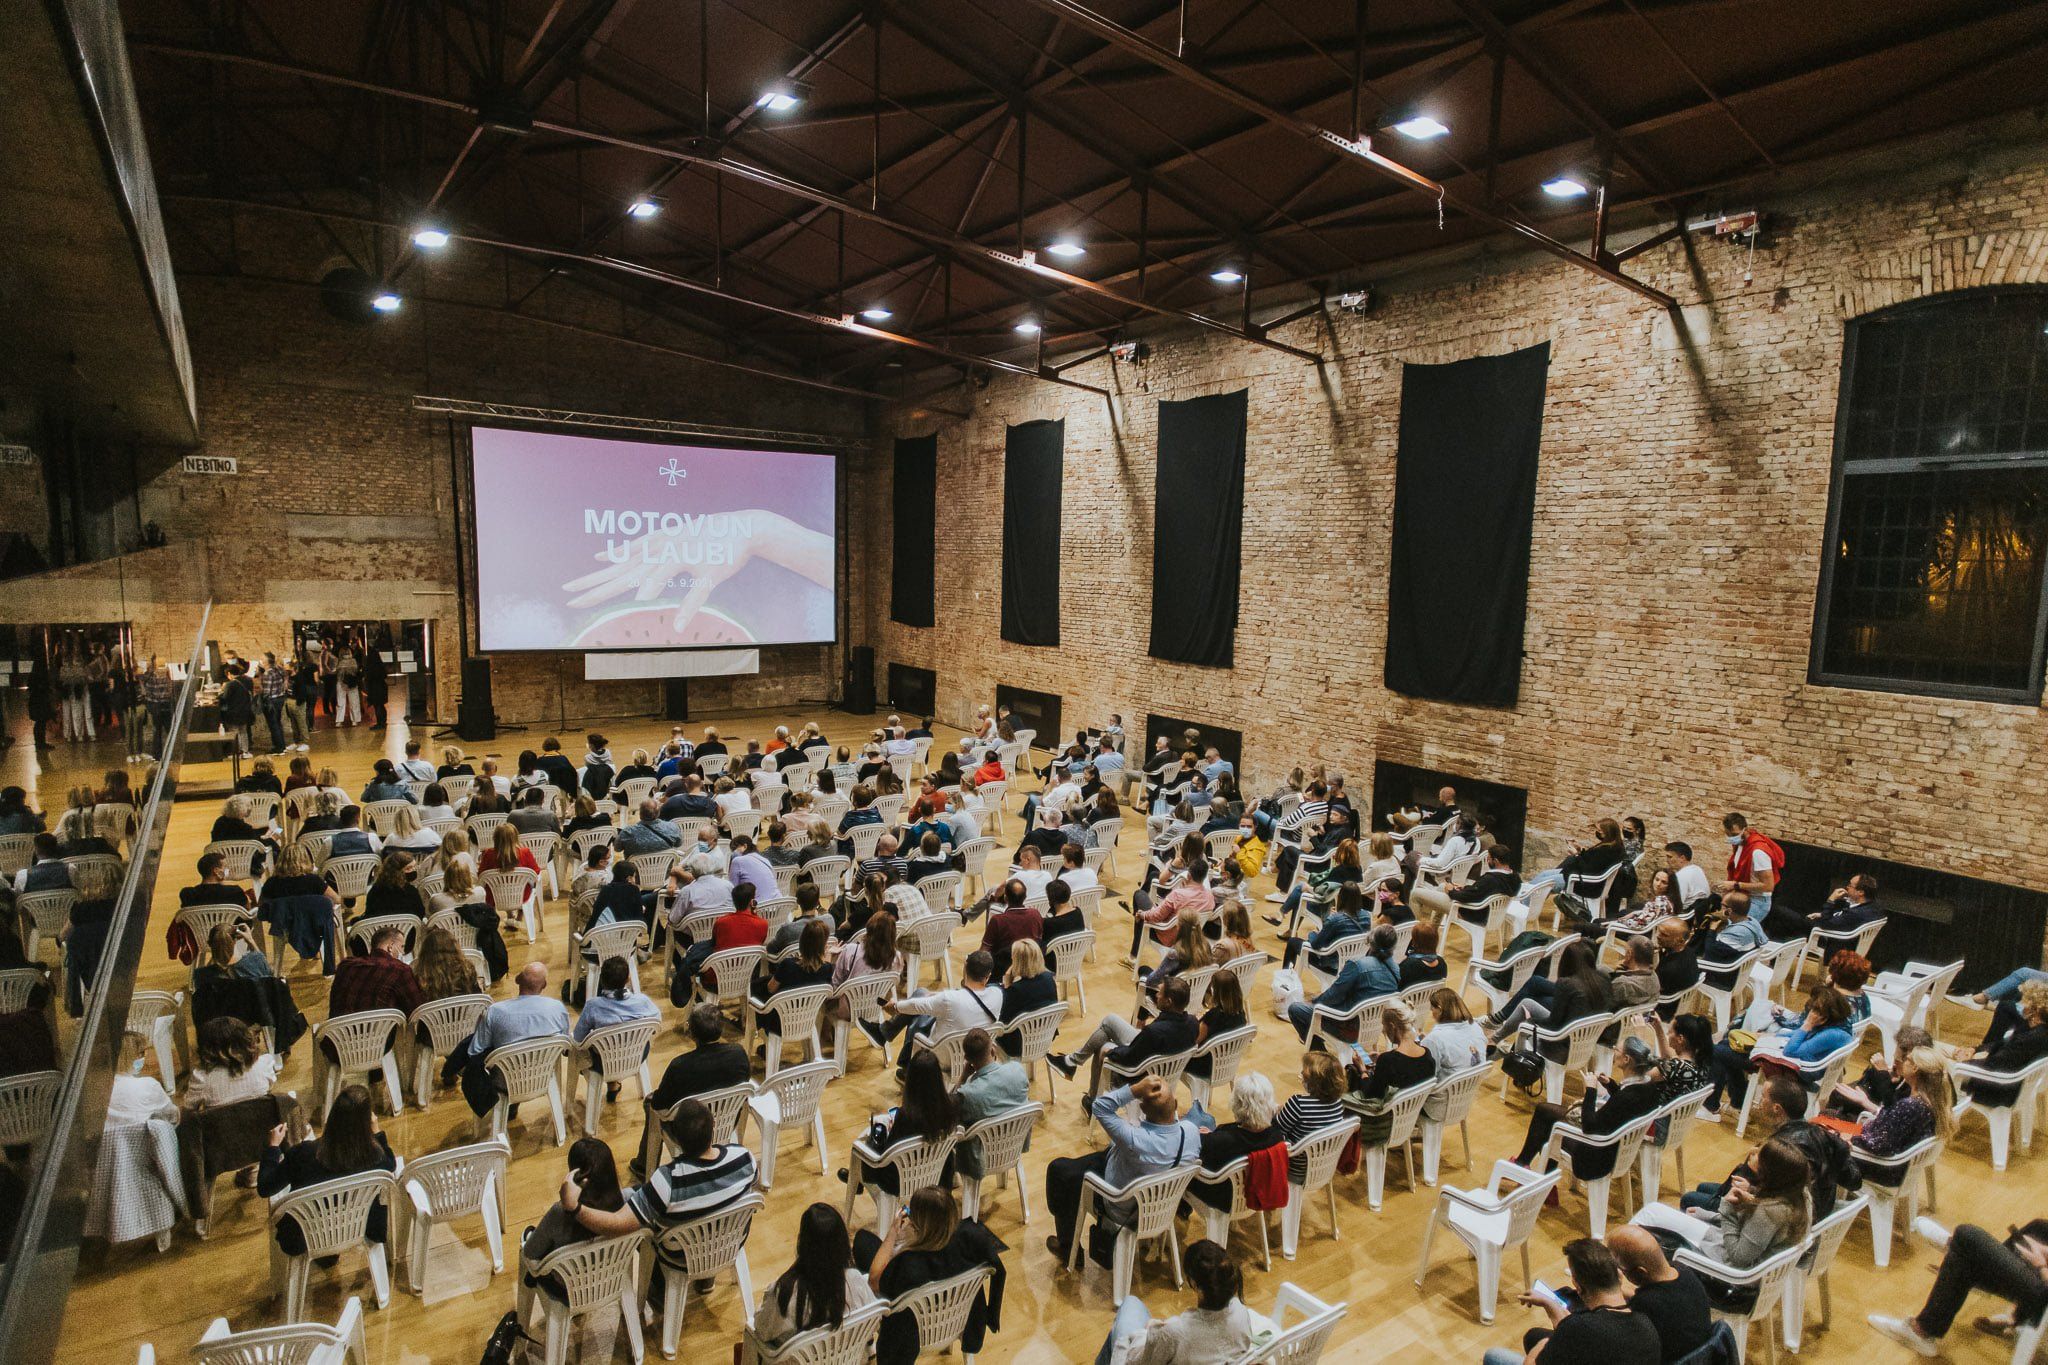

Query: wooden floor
[15,704,2026,1365]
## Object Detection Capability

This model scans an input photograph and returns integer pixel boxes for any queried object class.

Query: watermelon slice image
[570,604,756,649]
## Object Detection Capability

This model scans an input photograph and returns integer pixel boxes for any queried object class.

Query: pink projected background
[469,426,837,651]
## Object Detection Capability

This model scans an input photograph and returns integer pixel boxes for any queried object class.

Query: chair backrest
[1485,1161,1560,1247]
[847,824,886,863]
[1314,994,1389,1054]
[402,781,432,804]
[0,968,49,1015]
[203,840,267,880]
[911,1029,971,1087]
[426,908,479,952]
[697,754,730,778]
[18,888,76,939]
[173,901,251,945]
[755,1058,835,1125]
[804,854,851,890]
[313,1009,404,1069]
[0,1070,62,1147]
[568,826,618,861]
[577,919,647,962]
[408,994,491,1052]
[749,1301,886,1365]
[284,786,325,820]
[830,970,899,1022]
[465,813,505,846]
[914,871,962,907]
[1426,1062,1494,1127]
[326,854,380,898]
[268,1169,398,1258]
[701,947,766,1004]
[894,1267,992,1355]
[189,1298,367,1365]
[1235,1285,1348,1365]
[1204,828,1240,863]
[1537,1012,1616,1071]
[403,1139,508,1218]
[294,832,337,868]
[756,895,799,930]
[617,777,656,811]
[1404,823,1445,858]
[529,1230,648,1316]
[1177,963,1218,1011]
[438,774,476,805]
[480,867,538,905]
[483,1034,571,1102]
[873,794,906,826]
[871,1132,957,1190]
[1089,816,1124,848]
[653,1191,762,1274]
[1197,1024,1259,1092]
[363,800,411,836]
[628,849,679,885]
[0,833,35,878]
[1378,1083,1435,1149]
[582,1019,661,1078]
[1124,1163,1202,1237]
[960,1102,1042,1171]
[1655,1085,1715,1150]
[1291,1119,1361,1191]
[518,831,560,865]
[757,984,832,1038]
[909,911,961,956]
[1046,931,1094,982]
[1804,1192,1867,1281]
[1673,1240,1806,1322]
[345,914,421,958]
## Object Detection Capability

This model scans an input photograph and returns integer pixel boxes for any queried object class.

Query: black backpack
[479,1311,530,1365]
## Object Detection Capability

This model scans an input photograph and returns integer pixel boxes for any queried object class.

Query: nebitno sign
[182,454,238,475]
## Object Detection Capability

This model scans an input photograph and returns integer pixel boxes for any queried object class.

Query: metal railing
[0,606,209,1365]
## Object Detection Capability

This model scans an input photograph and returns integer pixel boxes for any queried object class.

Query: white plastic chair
[0,967,49,1016]
[803,854,851,895]
[406,995,490,1106]
[643,1082,752,1177]
[1511,1012,1618,1104]
[482,867,543,942]
[361,801,410,837]
[1735,1033,1863,1136]
[747,984,832,1077]
[1790,917,1888,995]
[344,913,422,959]
[894,1267,992,1364]
[312,1010,405,1116]
[1867,959,1964,1064]
[519,832,563,897]
[1420,1062,1492,1186]
[1307,993,1389,1058]
[910,1028,972,1088]
[0,833,34,878]
[1458,934,1575,1019]
[1538,1110,1658,1237]
[578,1018,659,1134]
[1696,945,1772,1033]
[1952,1053,2048,1171]
[646,1192,761,1358]
[18,887,76,967]
[693,945,766,1019]
[828,972,900,1076]
[326,853,380,901]
[1067,1161,1200,1301]
[482,1034,571,1147]
[191,1294,367,1365]
[1186,1024,1257,1110]
[914,870,963,911]
[957,1102,1042,1222]
[744,1059,835,1189]
[268,1170,399,1320]
[517,1231,647,1365]
[399,1139,508,1294]
[1444,894,1514,961]
[126,988,187,1089]
[1639,1085,1714,1199]
[953,838,996,896]
[1414,1159,1561,1323]
[1046,931,1094,1014]
[741,1299,885,1365]
[844,1131,957,1232]
[204,839,269,882]
[1854,1134,1941,1267]
[1674,1238,1806,1364]
[0,1070,61,1149]
[1004,1001,1069,1101]
[1194,1156,1275,1271]
[575,920,648,1000]
[1787,1192,1868,1350]
[903,911,963,988]
[1229,1283,1347,1365]
[1282,1118,1360,1257]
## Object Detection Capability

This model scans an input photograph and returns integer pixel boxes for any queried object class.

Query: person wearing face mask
[1717,812,1783,932]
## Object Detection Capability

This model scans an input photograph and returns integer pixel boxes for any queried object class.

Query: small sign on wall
[0,445,35,467]
[182,454,238,475]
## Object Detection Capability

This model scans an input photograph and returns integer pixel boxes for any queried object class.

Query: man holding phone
[1870,1217,2048,1356]
[1482,1238,1659,1364]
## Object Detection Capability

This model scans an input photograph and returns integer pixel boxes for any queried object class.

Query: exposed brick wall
[0,206,867,724]
[860,138,2048,897]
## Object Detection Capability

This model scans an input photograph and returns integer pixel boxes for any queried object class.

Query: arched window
[1811,289,2048,701]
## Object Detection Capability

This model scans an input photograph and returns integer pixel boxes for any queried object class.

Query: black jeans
[1918,1222,2048,1337]
[1046,1148,1112,1250]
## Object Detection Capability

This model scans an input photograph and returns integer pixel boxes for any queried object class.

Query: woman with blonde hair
[1362,830,1401,888]
[384,803,440,854]
[413,925,478,1002]
[1211,902,1255,962]
[1143,906,1213,992]
[994,937,1058,1056]
[437,827,476,877]
[1840,1046,1954,1181]
[429,863,506,983]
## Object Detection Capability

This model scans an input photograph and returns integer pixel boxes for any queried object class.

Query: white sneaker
[1946,993,1985,1011]
[1912,1216,1952,1248]
[1867,1315,1939,1357]
[1264,891,1288,904]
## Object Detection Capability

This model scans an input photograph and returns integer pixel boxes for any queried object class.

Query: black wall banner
[1150,390,1248,668]
[1384,344,1550,707]
[1001,418,1064,647]
[889,434,936,627]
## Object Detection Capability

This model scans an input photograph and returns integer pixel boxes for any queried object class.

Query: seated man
[954,1028,1030,1180]
[978,881,1043,980]
[1044,1074,1201,1265]
[1285,924,1399,1042]
[328,923,423,1019]
[675,879,762,995]
[1678,1074,1851,1219]
[1869,1216,2048,1357]
[507,786,560,835]
[614,800,682,857]
[857,833,910,886]
[1047,974,1199,1102]
[446,962,571,1116]
[326,805,381,859]
[1411,844,1522,927]
[1479,1237,1659,1365]
[633,1004,750,1177]
[659,775,718,823]
[883,949,1003,1066]
[1807,873,1881,935]
[180,850,253,912]
[1698,891,1770,992]
[1608,1227,1714,1364]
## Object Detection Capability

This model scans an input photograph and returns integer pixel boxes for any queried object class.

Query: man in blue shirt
[449,962,571,1115]
[616,801,682,857]
[1045,1074,1200,1266]
[1286,924,1400,1041]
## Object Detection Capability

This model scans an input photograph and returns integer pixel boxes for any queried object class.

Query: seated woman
[1952,978,2048,1109]
[1190,1071,1286,1209]
[831,912,904,1049]
[476,824,543,930]
[427,863,507,984]
[436,829,477,879]
[359,759,414,805]
[1285,924,1401,1043]
[1398,921,1448,987]
[1526,817,1629,922]
[1704,985,1855,1118]
[1511,1027,1661,1173]
[192,922,274,990]
[210,795,277,871]
[1140,816,1203,895]
[1483,940,1613,1040]
[1276,837,1362,938]
[1634,1136,1811,1274]
[834,872,892,940]
[415,783,458,826]
[1094,1238,1252,1365]
[754,1202,876,1349]
[1276,1051,1351,1178]
[257,1084,398,1256]
[436,747,475,779]
[1347,1002,1438,1115]
[1183,973,1249,1091]
[256,843,341,968]
[994,939,1057,1056]
[563,794,613,836]
[1143,908,1213,994]
[521,1137,624,1300]
[362,851,427,921]
[755,919,835,1039]
[1839,1045,1953,1185]
[58,857,124,1016]
[382,805,441,856]
[847,1052,956,1198]
[836,784,884,857]
[181,1016,280,1116]
[1285,883,1367,973]
[1210,903,1256,964]
[854,1185,1006,1365]
[1825,950,1873,1028]
[1421,988,1489,1075]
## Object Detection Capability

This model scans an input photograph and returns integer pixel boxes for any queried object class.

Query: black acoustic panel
[663,679,689,721]
[1142,714,1243,774]
[1001,419,1062,647]
[456,656,496,741]
[1384,344,1549,707]
[888,662,936,716]
[1150,390,1247,667]
[1369,760,1527,872]
[995,684,1060,744]
[890,434,937,627]
[844,645,875,714]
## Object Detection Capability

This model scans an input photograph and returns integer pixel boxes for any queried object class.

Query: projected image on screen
[470,427,837,651]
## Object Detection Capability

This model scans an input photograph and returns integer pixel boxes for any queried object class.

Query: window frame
[1808,287,2048,705]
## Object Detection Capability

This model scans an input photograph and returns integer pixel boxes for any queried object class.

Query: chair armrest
[405,1181,432,1218]
[1437,1185,1505,1214]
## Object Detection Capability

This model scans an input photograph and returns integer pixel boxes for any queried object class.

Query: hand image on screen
[562,507,833,631]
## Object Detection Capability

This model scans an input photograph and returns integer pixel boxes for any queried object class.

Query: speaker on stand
[664,679,690,721]
[842,645,875,714]
[455,656,497,741]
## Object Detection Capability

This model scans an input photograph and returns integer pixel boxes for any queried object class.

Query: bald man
[1608,1226,1713,1363]
[449,961,572,1116]
[1045,1073,1200,1267]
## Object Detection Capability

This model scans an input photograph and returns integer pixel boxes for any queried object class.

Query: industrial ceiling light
[410,226,450,249]
[627,197,662,219]
[1014,318,1042,335]
[1209,266,1245,284]
[758,80,809,113]
[1541,177,1589,198]
[1044,240,1086,259]
[860,306,893,322]
[370,290,403,313]
[1391,115,1449,140]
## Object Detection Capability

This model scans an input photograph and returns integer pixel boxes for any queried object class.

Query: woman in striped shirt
[1275,1050,1350,1179]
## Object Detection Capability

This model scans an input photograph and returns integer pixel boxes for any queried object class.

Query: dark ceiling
[124,0,2048,399]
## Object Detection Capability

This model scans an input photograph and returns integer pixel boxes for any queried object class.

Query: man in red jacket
[1718,812,1787,936]
[696,881,767,998]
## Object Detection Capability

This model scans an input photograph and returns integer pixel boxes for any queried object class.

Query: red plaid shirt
[327,949,424,1019]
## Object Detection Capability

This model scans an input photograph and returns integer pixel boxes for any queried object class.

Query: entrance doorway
[292,619,439,727]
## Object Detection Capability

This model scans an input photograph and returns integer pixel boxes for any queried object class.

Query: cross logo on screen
[657,457,688,486]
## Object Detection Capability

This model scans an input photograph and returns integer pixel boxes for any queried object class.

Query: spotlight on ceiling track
[1541,177,1589,199]
[627,198,662,219]
[860,306,893,322]
[1209,267,1245,284]
[371,291,403,313]
[411,226,450,249]
[1110,339,1147,363]
[1014,318,1042,335]
[1391,115,1449,140]
[1043,240,1086,259]
[758,80,809,113]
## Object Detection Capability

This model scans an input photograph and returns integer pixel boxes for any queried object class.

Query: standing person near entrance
[1717,813,1784,935]
[257,652,290,755]
[333,637,363,727]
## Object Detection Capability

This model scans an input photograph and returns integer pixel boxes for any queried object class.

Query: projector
[1110,340,1146,363]
[1337,290,1372,315]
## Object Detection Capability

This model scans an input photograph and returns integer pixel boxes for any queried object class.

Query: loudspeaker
[844,645,875,714]
[456,656,497,741]
[663,679,690,721]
